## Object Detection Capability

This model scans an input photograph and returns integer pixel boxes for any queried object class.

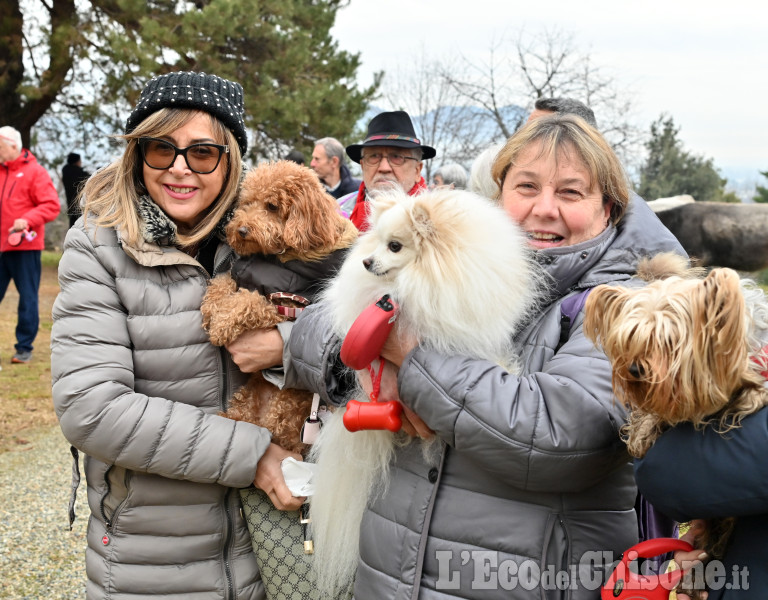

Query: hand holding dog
[254,443,306,511]
[380,333,434,438]
[674,520,709,600]
[380,330,418,368]
[357,356,434,439]
[226,327,284,373]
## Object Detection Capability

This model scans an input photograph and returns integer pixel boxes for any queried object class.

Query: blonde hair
[492,114,629,224]
[82,108,242,248]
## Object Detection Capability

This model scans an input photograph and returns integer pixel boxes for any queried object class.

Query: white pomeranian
[308,187,544,598]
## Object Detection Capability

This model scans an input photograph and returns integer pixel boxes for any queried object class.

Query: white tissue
[281,457,317,497]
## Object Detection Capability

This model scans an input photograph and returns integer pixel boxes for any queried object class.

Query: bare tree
[437,39,525,140]
[378,49,500,180]
[442,27,644,169]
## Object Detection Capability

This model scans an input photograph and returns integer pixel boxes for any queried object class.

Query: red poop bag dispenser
[602,538,694,600]
[340,295,403,432]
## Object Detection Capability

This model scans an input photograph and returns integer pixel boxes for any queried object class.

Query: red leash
[367,358,385,402]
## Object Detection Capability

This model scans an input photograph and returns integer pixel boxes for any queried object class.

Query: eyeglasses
[138,137,229,174]
[360,152,420,167]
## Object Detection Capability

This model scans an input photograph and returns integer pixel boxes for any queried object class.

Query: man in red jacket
[0,126,61,365]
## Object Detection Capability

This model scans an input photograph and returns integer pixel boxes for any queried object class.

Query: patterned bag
[240,487,319,600]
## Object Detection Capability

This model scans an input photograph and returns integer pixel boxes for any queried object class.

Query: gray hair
[468,143,504,202]
[433,163,468,189]
[315,137,346,164]
[0,126,22,150]
[533,98,597,128]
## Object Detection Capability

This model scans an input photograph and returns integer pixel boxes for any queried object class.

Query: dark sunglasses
[138,137,229,174]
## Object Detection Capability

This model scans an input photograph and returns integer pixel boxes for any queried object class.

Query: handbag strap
[555,288,592,352]
[309,393,321,420]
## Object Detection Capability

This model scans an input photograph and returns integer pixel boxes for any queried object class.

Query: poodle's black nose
[363,258,373,271]
[237,226,249,239]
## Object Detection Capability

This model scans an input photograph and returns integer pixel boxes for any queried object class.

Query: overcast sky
[331,0,766,182]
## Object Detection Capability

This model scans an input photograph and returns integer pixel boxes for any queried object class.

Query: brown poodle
[201,160,358,454]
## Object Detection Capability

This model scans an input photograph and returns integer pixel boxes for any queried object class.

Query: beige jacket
[52,217,266,600]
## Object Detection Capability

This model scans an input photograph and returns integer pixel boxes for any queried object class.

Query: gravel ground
[0,426,87,599]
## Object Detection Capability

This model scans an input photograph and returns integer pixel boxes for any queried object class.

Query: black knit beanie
[125,71,248,156]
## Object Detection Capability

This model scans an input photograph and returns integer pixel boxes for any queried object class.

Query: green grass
[42,250,62,268]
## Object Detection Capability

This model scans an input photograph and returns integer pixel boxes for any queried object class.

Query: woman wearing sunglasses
[50,72,298,599]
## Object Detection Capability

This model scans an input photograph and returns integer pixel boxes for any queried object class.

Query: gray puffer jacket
[286,199,686,600]
[51,207,269,600]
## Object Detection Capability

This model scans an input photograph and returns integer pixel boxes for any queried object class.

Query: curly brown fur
[227,159,358,262]
[583,252,768,577]
[201,274,286,346]
[224,372,313,454]
[201,160,358,455]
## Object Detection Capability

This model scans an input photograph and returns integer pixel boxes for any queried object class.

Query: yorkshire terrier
[584,252,768,568]
[201,160,357,454]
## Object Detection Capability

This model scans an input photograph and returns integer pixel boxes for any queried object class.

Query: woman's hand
[380,329,418,368]
[254,443,305,511]
[400,403,435,439]
[674,520,709,600]
[226,327,283,373]
[357,358,434,439]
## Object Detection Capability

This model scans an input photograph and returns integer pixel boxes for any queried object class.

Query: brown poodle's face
[584,269,752,426]
[227,179,293,256]
[226,160,343,256]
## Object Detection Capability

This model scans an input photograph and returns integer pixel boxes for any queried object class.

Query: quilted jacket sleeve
[397,308,630,494]
[51,226,271,489]
[284,302,353,405]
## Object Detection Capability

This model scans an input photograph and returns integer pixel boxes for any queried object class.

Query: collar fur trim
[137,195,233,246]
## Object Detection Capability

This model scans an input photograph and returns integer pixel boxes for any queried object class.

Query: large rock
[646,195,695,212]
[654,202,768,271]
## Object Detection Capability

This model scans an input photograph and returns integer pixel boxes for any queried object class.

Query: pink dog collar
[269,292,310,321]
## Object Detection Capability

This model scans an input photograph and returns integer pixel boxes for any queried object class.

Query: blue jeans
[0,250,42,353]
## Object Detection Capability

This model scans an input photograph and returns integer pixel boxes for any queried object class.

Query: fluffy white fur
[309,187,543,597]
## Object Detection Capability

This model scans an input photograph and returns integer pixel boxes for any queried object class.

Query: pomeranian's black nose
[238,226,249,238]
[363,258,373,271]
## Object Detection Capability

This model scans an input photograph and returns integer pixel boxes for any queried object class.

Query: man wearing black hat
[62,152,90,228]
[341,110,435,231]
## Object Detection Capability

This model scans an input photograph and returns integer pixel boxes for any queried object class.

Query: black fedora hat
[346,110,436,163]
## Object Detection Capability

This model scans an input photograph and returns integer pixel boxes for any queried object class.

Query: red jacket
[0,148,61,252]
